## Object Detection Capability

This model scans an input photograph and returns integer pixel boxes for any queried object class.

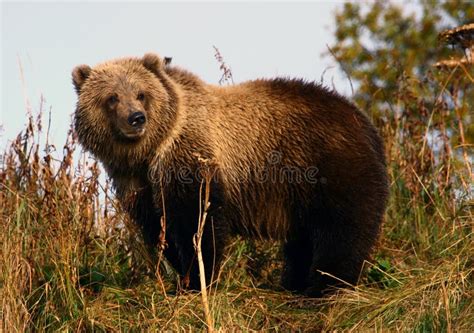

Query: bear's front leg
[165,203,229,291]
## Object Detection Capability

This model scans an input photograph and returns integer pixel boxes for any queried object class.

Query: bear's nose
[128,112,146,127]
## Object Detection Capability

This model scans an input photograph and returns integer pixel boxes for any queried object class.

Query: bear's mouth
[125,127,145,138]
[113,125,146,143]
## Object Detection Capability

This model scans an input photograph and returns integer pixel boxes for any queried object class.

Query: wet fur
[73,54,389,296]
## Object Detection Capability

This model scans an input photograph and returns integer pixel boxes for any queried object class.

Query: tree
[330,1,472,111]
[328,0,473,169]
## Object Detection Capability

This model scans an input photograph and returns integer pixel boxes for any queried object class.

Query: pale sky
[1,1,350,151]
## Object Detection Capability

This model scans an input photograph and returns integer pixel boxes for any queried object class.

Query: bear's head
[72,53,179,165]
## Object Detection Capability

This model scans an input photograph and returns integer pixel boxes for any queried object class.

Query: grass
[1,64,473,331]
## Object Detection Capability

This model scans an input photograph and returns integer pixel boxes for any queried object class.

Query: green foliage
[367,257,400,289]
[329,0,473,146]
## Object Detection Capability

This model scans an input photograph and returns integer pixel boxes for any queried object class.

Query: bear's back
[206,78,382,178]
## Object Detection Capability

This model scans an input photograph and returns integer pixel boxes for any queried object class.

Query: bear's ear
[142,53,164,76]
[72,65,92,93]
[164,57,172,66]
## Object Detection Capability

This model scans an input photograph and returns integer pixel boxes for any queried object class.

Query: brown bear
[72,53,389,297]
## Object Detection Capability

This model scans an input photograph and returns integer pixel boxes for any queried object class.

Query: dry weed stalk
[154,183,169,298]
[193,156,217,332]
[213,46,234,86]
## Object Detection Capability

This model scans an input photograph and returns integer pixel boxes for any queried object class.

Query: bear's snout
[116,109,147,140]
[128,111,146,127]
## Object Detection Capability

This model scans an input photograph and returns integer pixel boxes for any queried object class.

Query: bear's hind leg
[305,218,375,297]
[281,228,313,293]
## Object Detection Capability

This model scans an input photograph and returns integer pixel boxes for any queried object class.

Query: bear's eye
[107,95,119,106]
[137,92,146,101]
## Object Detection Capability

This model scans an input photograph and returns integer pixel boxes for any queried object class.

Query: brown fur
[72,53,389,296]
